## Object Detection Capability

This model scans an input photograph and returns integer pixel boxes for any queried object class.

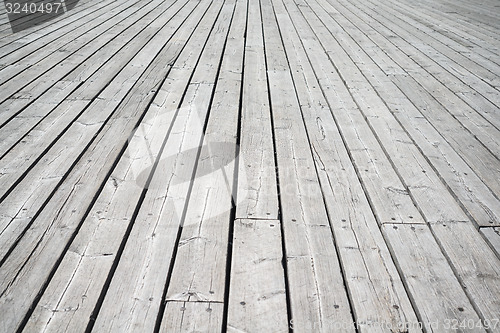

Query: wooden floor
[0,0,499,331]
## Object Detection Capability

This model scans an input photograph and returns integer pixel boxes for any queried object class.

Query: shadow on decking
[4,0,79,33]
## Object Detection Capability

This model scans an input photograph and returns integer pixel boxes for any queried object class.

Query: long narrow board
[262,0,357,330]
[275,0,421,331]
[481,227,500,258]
[0,2,207,331]
[164,0,244,306]
[383,224,485,332]
[235,0,279,220]
[227,219,288,332]
[22,1,211,331]
[160,301,223,332]
[430,222,500,331]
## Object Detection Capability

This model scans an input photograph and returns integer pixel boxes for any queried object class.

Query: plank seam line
[478,227,500,261]
[7,0,197,331]
[148,1,238,331]
[294,0,424,327]
[427,223,493,326]
[313,0,493,324]
[0,0,175,130]
[0,0,143,89]
[221,0,247,330]
[262,0,302,330]
[0,0,189,264]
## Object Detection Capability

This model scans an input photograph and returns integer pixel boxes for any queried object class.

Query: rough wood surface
[383,224,485,333]
[227,219,288,333]
[430,222,500,332]
[275,1,421,331]
[481,227,500,258]
[161,301,223,333]
[235,0,279,220]
[262,0,355,330]
[0,0,498,331]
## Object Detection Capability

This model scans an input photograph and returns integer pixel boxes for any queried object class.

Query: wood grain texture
[235,0,279,220]
[430,222,500,331]
[481,227,500,258]
[262,0,356,330]
[161,301,223,333]
[383,224,485,333]
[164,0,243,304]
[276,1,421,331]
[227,219,288,333]
[0,0,498,330]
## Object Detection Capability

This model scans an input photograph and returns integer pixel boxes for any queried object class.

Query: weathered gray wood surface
[0,0,499,331]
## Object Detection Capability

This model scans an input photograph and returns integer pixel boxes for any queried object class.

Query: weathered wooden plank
[317,0,500,227]
[481,227,500,258]
[276,1,421,332]
[430,222,500,331]
[162,0,245,306]
[235,0,279,220]
[287,0,424,225]
[160,301,223,333]
[22,2,226,332]
[227,219,288,332]
[0,0,141,87]
[298,0,472,224]
[262,1,357,331]
[383,224,485,332]
[0,2,206,331]
[0,0,192,261]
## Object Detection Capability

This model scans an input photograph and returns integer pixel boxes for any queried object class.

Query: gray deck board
[0,0,499,331]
